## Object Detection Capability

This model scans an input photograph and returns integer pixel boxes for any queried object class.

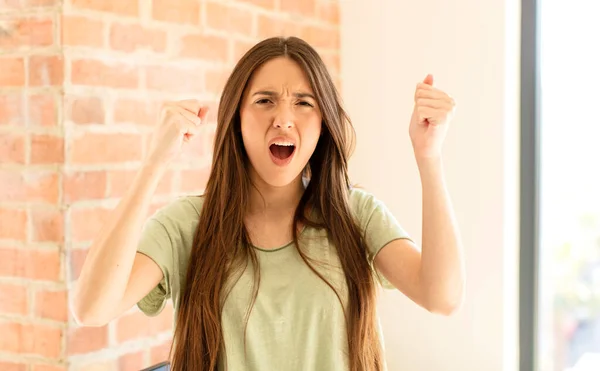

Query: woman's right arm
[71,100,208,326]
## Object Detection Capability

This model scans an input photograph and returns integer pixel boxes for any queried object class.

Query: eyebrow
[252,90,316,100]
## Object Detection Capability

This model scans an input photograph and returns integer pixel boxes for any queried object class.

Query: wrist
[139,160,168,180]
[415,155,443,170]
[415,156,445,182]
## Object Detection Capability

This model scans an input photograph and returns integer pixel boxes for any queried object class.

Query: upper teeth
[273,142,294,146]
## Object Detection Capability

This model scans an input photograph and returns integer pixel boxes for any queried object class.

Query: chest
[222,228,349,319]
[219,230,351,370]
[244,214,298,250]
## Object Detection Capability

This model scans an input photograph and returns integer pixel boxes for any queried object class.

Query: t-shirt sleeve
[136,214,174,316]
[351,188,413,290]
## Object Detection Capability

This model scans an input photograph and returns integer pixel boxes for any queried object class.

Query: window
[521,1,600,370]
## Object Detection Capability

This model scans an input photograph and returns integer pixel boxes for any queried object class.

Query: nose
[273,105,294,129]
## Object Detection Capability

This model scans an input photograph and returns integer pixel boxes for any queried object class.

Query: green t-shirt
[136,188,411,370]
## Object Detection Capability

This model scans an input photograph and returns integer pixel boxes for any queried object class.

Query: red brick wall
[0,0,340,370]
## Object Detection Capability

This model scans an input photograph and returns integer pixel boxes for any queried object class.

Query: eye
[297,101,314,107]
[255,98,273,105]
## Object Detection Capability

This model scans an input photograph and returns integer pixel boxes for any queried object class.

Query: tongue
[270,145,294,159]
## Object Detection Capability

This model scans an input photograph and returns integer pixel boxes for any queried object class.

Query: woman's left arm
[374,74,465,315]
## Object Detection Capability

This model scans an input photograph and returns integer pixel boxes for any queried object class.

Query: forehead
[247,56,313,93]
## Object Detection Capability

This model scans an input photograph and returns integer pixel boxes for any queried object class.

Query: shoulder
[150,195,205,232]
[348,186,385,222]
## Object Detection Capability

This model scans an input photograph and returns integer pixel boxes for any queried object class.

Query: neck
[247,172,305,218]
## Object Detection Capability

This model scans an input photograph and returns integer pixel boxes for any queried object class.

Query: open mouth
[269,143,295,160]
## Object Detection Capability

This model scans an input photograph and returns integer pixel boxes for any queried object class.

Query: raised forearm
[418,157,465,314]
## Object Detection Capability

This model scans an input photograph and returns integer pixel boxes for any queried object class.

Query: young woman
[72,37,465,371]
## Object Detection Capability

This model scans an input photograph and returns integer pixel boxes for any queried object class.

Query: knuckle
[161,103,177,115]
[161,101,175,109]
[181,99,201,109]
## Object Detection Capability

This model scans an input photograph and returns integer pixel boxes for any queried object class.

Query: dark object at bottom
[140,361,170,371]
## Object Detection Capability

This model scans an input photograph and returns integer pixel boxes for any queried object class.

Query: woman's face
[239,57,322,188]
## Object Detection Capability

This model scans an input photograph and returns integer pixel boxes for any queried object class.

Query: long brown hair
[170,36,383,371]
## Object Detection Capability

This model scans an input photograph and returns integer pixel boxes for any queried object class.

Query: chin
[250,163,304,189]
[261,170,303,188]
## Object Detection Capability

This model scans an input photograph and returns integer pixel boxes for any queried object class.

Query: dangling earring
[301,166,310,188]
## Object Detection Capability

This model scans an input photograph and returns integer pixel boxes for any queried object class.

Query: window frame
[519,0,541,370]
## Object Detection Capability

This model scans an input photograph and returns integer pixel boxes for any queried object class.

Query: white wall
[341,1,521,370]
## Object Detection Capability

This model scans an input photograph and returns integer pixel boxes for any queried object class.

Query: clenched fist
[408,74,456,161]
[144,100,209,169]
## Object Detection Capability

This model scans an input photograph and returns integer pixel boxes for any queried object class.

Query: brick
[116,309,172,343]
[31,207,64,242]
[0,284,28,315]
[205,68,231,96]
[71,0,139,17]
[62,15,104,47]
[113,98,157,126]
[257,15,302,39]
[109,23,167,53]
[66,95,104,125]
[71,361,114,371]
[34,289,67,321]
[119,351,144,371]
[280,0,315,17]
[0,362,27,371]
[31,365,66,371]
[0,133,26,164]
[0,58,26,87]
[179,33,228,62]
[179,167,210,193]
[0,248,61,281]
[0,322,63,359]
[30,134,64,164]
[108,169,172,198]
[145,65,204,93]
[301,26,339,49]
[317,1,339,24]
[150,340,172,365]
[0,18,54,50]
[0,93,25,126]
[152,0,200,24]
[237,0,275,9]
[0,170,59,203]
[29,55,64,87]
[1,0,58,8]
[29,93,57,127]
[63,171,107,203]
[71,59,138,89]
[70,207,112,242]
[67,325,108,355]
[206,2,254,36]
[69,132,143,164]
[0,208,27,240]
[233,40,256,61]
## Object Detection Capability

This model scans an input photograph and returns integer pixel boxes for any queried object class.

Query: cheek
[301,119,322,150]
[240,114,257,154]
[241,108,269,136]
[240,113,271,164]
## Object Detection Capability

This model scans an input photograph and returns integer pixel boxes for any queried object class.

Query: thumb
[197,106,210,122]
[423,74,434,86]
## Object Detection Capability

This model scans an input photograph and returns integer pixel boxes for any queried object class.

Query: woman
[72,36,465,371]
